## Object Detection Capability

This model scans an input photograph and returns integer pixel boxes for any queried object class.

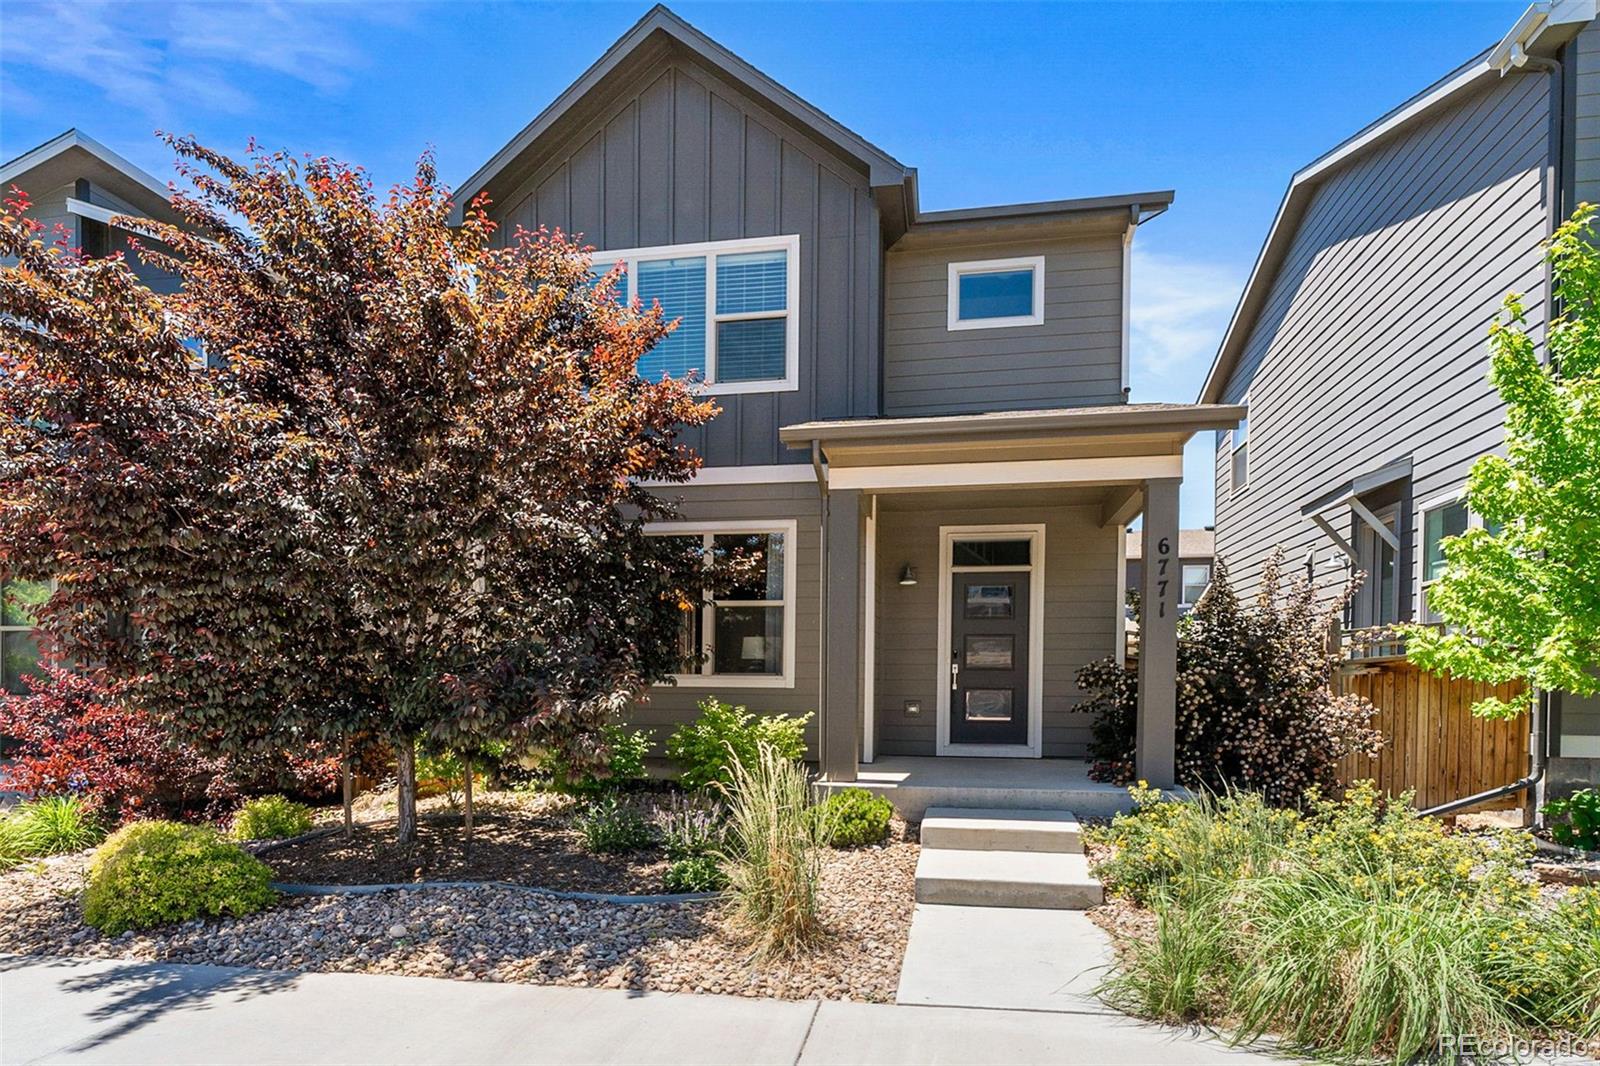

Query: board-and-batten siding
[628,481,822,752]
[873,501,1119,758]
[882,236,1125,416]
[1213,70,1549,618]
[487,55,880,469]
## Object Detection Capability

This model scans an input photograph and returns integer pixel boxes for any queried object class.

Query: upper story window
[592,235,800,394]
[947,256,1045,331]
[1180,563,1211,608]
[1420,496,1477,623]
[1230,409,1249,494]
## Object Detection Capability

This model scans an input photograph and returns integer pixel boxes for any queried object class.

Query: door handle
[950,651,959,692]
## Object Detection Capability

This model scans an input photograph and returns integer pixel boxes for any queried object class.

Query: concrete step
[920,808,1083,853]
[914,848,1103,910]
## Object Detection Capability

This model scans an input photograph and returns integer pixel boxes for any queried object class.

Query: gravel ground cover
[0,807,920,1002]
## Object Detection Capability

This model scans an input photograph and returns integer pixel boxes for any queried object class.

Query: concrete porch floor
[820,756,1153,820]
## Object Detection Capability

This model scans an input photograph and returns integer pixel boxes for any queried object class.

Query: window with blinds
[591,236,798,392]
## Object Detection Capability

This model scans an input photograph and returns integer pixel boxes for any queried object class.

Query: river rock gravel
[0,838,918,1002]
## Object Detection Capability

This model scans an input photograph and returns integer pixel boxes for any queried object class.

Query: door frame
[935,523,1045,758]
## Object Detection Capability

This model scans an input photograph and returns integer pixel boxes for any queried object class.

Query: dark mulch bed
[265,805,670,895]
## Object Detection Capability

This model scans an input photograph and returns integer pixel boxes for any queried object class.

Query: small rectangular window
[948,256,1045,330]
[1,577,50,695]
[952,539,1032,568]
[1231,413,1249,494]
[1180,564,1210,607]
[1421,498,1470,622]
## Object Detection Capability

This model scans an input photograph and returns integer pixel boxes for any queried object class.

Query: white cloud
[0,1,380,121]
[1129,247,1245,393]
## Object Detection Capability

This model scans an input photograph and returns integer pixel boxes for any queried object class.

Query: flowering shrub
[1090,783,1599,1061]
[666,698,811,791]
[1081,553,1381,806]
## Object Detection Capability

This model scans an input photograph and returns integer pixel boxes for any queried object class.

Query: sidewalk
[1,954,1284,1065]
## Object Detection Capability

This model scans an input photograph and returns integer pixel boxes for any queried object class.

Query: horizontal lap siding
[873,502,1118,758]
[1572,21,1600,207]
[1214,72,1549,618]
[883,237,1125,416]
[626,481,822,754]
[489,55,880,468]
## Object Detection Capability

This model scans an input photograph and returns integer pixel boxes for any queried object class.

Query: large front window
[649,521,796,687]
[592,236,799,393]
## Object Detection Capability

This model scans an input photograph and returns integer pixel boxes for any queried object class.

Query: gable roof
[454,5,910,224]
[0,129,183,227]
[1196,0,1595,404]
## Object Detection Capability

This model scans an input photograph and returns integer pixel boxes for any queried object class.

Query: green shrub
[1092,783,1597,1063]
[573,795,655,853]
[230,794,313,841]
[1543,788,1600,851]
[543,724,652,794]
[717,742,825,957]
[817,788,893,847]
[83,821,276,935]
[655,794,723,860]
[666,697,810,791]
[0,795,105,858]
[663,855,727,893]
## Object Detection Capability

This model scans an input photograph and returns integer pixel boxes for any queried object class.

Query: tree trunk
[341,740,354,842]
[395,741,418,845]
[462,753,474,846]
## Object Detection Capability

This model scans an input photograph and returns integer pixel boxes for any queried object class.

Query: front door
[948,571,1030,746]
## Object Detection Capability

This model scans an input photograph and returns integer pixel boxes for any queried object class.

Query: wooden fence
[1334,660,1528,812]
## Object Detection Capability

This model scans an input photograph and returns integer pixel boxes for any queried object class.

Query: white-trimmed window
[1230,409,1249,494]
[645,520,797,688]
[1419,495,1474,623]
[1,577,49,695]
[947,256,1045,331]
[591,235,799,394]
[1180,563,1211,608]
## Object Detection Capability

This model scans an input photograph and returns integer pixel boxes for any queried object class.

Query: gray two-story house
[456,6,1241,788]
[1202,0,1600,803]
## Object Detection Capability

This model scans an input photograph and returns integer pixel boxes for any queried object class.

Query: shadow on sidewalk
[0,955,297,1052]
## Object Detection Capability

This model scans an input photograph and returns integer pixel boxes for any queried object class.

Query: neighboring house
[1201,0,1600,799]
[1125,528,1213,618]
[457,6,1241,785]
[0,130,188,696]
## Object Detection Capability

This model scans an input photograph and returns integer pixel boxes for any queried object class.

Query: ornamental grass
[717,742,826,957]
[1091,782,1600,1064]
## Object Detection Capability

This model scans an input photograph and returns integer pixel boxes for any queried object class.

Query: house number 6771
[1156,537,1172,619]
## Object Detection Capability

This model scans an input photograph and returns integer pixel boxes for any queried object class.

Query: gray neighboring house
[0,130,186,704]
[1200,0,1600,799]
[457,5,1242,786]
[1125,528,1213,619]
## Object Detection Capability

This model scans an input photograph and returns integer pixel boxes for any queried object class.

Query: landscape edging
[270,879,719,905]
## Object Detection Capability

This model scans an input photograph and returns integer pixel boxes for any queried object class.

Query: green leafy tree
[1406,205,1600,718]
[0,138,716,842]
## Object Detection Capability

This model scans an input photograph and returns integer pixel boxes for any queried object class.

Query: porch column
[822,487,862,780]
[1137,477,1180,787]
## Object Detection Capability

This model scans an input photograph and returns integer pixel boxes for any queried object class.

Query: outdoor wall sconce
[899,564,918,586]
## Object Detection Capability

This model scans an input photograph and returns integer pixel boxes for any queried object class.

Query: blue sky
[0,1,1525,524]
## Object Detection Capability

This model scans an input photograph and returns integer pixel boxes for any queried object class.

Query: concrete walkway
[1,954,1287,1065]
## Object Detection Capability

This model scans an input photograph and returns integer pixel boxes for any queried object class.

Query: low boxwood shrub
[84,821,276,935]
[574,796,655,853]
[663,855,726,893]
[817,788,893,847]
[230,794,314,841]
[666,697,810,791]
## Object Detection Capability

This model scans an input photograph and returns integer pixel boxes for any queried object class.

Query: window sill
[947,315,1044,332]
[702,377,800,396]
[656,673,795,690]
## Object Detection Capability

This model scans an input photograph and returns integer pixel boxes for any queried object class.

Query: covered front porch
[780,403,1244,798]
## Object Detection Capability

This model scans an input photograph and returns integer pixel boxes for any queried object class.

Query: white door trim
[935,523,1046,758]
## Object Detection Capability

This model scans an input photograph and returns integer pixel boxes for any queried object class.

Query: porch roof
[779,403,1245,490]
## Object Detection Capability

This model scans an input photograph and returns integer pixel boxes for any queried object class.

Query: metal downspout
[1421,54,1562,820]
[811,441,829,776]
